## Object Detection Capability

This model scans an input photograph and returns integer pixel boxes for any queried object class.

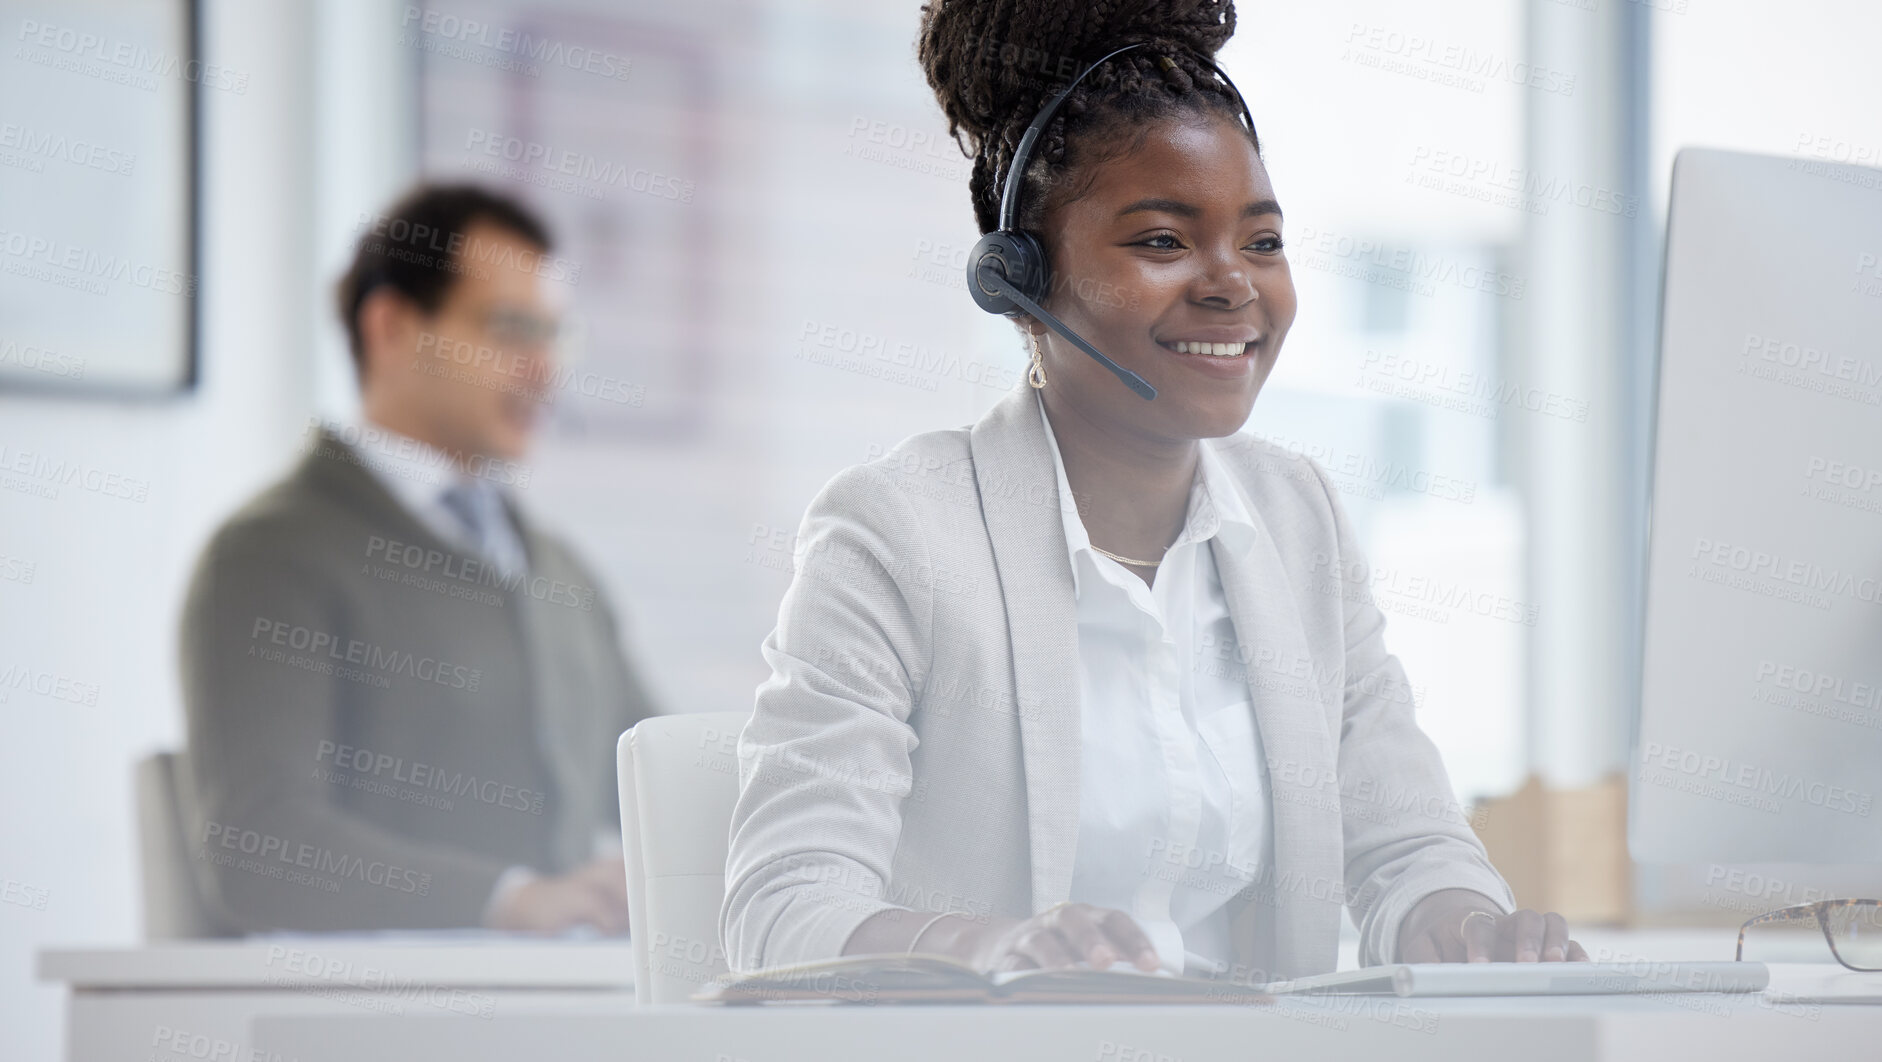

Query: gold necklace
[1090,543,1164,568]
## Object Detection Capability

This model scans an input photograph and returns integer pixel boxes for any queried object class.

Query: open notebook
[692,954,1271,1005]
[694,955,1772,1004]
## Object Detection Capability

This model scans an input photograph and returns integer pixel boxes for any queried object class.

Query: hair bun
[917,0,1236,158]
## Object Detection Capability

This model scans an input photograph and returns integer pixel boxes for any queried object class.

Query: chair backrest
[135,750,225,939]
[617,711,748,1004]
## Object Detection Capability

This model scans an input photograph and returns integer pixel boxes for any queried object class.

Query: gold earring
[1027,331,1048,389]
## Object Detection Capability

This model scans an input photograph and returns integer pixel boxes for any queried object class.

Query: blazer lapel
[1207,454,1344,978]
[306,428,460,552]
[969,387,1084,913]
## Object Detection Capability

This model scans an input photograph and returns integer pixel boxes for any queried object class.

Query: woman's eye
[1249,236,1285,255]
[1139,233,1184,250]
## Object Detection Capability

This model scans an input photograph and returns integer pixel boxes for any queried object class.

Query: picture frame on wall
[0,0,201,396]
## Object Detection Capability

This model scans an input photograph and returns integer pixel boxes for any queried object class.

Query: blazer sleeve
[179,526,513,932]
[1303,459,1518,965]
[719,463,935,972]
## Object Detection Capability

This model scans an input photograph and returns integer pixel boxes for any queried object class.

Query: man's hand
[483,856,630,935]
[1397,889,1589,963]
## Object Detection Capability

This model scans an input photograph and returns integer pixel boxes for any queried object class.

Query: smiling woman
[719,0,1586,984]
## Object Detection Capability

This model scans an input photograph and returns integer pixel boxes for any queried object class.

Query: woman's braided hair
[917,0,1257,236]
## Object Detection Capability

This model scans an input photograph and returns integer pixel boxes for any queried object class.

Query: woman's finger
[1461,911,1498,963]
[1510,909,1545,962]
[1400,929,1441,964]
[1566,939,1590,962]
[1014,923,1080,970]
[1444,923,1470,963]
[1049,905,1117,967]
[1094,907,1160,970]
[1541,912,1570,962]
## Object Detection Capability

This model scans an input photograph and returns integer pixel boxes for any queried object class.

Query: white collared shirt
[340,418,529,579]
[1037,392,1273,977]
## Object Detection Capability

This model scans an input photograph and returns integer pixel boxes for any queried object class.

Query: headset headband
[996,41,1258,232]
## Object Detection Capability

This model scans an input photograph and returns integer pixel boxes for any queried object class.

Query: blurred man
[180,184,655,934]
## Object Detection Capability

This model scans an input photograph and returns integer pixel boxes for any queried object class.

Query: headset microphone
[963,41,1259,402]
[971,254,1155,400]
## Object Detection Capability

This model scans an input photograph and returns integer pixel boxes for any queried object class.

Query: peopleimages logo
[315,740,546,815]
[0,122,136,176]
[249,617,483,692]
[0,227,196,296]
[200,821,432,896]
[0,339,86,379]
[1407,146,1637,218]
[0,663,99,706]
[351,213,584,285]
[463,128,692,202]
[310,417,534,490]
[365,534,598,611]
[13,19,251,93]
[399,7,632,80]
[1637,741,1873,817]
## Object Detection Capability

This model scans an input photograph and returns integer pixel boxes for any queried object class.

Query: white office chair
[617,711,749,1004]
[134,750,227,939]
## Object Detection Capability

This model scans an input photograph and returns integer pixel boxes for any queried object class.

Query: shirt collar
[1195,431,1260,548]
[1033,390,1258,597]
[338,415,487,518]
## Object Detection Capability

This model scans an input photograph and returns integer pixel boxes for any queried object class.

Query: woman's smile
[1155,328,1265,378]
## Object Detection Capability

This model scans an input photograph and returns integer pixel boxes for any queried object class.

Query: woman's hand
[1397,889,1590,963]
[957,902,1163,975]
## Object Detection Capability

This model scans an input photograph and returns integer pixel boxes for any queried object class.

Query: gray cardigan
[721,385,1513,980]
[179,428,658,932]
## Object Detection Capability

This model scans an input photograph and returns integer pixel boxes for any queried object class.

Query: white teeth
[1172,341,1250,357]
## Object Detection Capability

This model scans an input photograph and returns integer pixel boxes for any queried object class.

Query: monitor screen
[1631,147,1882,863]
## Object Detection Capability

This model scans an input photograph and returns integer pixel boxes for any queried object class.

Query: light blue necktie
[439,480,525,578]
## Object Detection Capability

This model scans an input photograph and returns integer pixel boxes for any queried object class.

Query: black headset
[965,41,1259,401]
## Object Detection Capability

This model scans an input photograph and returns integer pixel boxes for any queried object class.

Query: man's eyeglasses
[1736,899,1882,971]
[480,305,560,348]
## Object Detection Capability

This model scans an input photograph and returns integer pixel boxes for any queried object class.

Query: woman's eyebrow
[1114,197,1284,219]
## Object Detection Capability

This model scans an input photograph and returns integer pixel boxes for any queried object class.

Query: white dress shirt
[340,417,537,918]
[343,418,529,580]
[1037,392,1274,977]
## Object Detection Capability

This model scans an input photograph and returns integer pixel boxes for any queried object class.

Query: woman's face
[1034,113,1295,443]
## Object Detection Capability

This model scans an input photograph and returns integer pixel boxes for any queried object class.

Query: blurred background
[3,0,1880,1056]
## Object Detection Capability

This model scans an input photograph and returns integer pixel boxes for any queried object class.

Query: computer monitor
[1630,147,1882,864]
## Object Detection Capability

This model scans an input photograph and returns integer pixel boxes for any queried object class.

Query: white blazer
[720,384,1514,980]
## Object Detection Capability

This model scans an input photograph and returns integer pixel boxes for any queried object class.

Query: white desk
[252,996,1880,1062]
[37,939,636,1062]
[39,930,1882,1062]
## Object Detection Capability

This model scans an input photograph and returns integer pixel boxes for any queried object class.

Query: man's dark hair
[335,183,554,380]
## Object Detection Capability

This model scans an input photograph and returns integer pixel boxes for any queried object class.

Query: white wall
[0,2,328,1056]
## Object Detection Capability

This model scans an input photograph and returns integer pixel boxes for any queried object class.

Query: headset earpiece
[959,41,1254,401]
[967,230,1049,318]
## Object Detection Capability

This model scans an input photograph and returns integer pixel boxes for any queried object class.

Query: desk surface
[252,994,1882,1062]
[39,938,636,989]
[39,930,1882,1062]
[31,926,1738,991]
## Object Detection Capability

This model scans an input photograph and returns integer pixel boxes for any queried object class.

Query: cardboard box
[1470,774,1632,925]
